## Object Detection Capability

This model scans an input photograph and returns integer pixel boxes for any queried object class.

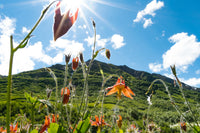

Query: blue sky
[0,0,200,87]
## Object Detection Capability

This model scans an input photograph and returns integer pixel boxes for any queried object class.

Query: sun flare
[61,0,84,12]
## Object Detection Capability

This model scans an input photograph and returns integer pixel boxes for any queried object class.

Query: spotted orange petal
[106,87,118,96]
[122,88,133,99]
[126,86,135,96]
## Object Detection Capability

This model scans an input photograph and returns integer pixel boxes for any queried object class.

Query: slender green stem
[14,1,56,52]
[6,35,14,133]
[175,75,199,127]
[31,105,34,130]
[147,79,198,132]
[72,20,97,132]
[61,64,68,127]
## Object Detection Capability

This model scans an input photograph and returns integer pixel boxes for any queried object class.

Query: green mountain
[0,60,200,130]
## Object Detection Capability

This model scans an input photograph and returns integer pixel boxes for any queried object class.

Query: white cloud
[111,34,125,49]
[149,63,162,72]
[0,15,82,75]
[162,30,165,37]
[78,24,86,29]
[196,70,200,75]
[163,32,200,71]
[143,18,153,29]
[85,34,109,49]
[133,0,164,28]
[49,38,84,57]
[22,27,30,34]
[181,78,200,87]
[0,16,15,36]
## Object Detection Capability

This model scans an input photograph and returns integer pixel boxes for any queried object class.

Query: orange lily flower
[40,116,50,133]
[1,122,18,133]
[0,127,6,133]
[53,1,79,41]
[61,87,70,104]
[106,76,135,99]
[91,115,110,127]
[10,122,18,133]
[180,122,186,131]
[117,115,122,128]
[72,57,79,71]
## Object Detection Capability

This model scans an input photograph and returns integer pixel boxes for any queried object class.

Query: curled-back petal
[53,1,79,41]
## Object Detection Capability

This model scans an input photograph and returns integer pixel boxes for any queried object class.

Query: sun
[61,0,84,13]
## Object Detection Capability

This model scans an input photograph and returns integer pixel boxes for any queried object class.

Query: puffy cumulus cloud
[163,32,200,71]
[143,18,153,29]
[85,34,125,50]
[0,16,16,36]
[84,34,109,48]
[181,78,200,87]
[0,15,78,75]
[133,0,164,28]
[149,63,162,72]
[22,27,30,34]
[49,38,84,57]
[111,34,125,49]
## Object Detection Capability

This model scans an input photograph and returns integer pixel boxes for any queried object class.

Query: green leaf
[48,123,59,133]
[93,48,105,59]
[74,117,91,133]
[24,92,38,104]
[119,129,123,133]
[30,129,38,133]
[82,111,91,120]
[19,35,33,49]
[194,125,200,133]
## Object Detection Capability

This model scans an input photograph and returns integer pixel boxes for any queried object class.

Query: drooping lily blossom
[53,1,79,41]
[180,122,186,131]
[106,76,135,99]
[40,116,50,133]
[90,115,110,127]
[72,57,79,71]
[117,115,122,128]
[61,87,70,104]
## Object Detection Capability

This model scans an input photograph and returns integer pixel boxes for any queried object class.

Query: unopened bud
[105,49,111,60]
[170,65,176,76]
[79,52,84,63]
[65,54,71,64]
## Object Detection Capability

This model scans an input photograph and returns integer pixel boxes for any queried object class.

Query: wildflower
[40,116,50,133]
[5,122,18,133]
[0,127,6,133]
[52,114,59,123]
[53,1,79,41]
[180,122,186,131]
[105,49,111,60]
[106,76,135,99]
[91,115,110,127]
[61,87,70,104]
[72,57,79,71]
[127,124,139,133]
[117,115,122,128]
[65,54,71,64]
